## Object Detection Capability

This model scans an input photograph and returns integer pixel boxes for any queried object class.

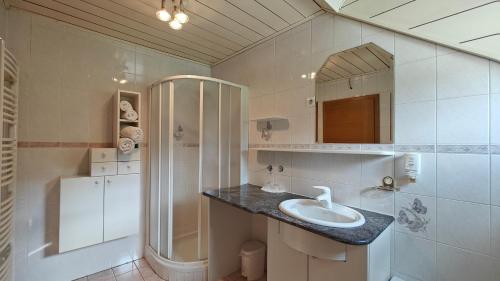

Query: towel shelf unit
[113,90,141,148]
[0,38,18,281]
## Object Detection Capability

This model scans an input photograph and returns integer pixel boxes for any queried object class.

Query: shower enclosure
[146,75,247,281]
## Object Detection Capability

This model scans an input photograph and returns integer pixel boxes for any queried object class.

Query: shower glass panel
[159,83,171,258]
[148,76,245,267]
[200,81,220,260]
[149,84,160,253]
[172,79,200,262]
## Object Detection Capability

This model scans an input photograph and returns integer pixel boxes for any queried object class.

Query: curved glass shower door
[149,76,244,264]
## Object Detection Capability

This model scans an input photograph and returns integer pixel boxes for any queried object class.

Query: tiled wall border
[395,145,435,153]
[249,143,394,152]
[491,145,500,154]
[18,141,114,148]
[436,145,489,154]
[250,144,496,155]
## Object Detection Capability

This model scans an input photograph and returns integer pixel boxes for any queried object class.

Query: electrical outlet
[306,97,316,107]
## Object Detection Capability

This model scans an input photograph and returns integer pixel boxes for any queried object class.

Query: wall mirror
[315,43,394,144]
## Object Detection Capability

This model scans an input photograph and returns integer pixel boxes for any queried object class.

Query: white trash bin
[240,240,266,281]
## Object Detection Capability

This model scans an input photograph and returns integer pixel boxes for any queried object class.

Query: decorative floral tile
[395,193,436,239]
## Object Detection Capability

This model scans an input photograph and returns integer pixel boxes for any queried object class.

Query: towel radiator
[0,38,18,281]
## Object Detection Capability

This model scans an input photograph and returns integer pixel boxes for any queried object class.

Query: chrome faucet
[313,186,333,209]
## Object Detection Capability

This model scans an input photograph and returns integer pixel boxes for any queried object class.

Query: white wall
[213,13,500,281]
[2,5,210,281]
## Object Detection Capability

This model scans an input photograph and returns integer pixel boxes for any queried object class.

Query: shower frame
[146,75,248,268]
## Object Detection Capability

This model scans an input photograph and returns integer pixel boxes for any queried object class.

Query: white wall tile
[291,176,330,198]
[436,243,494,281]
[492,155,500,207]
[246,40,275,96]
[492,206,500,258]
[249,94,274,119]
[437,153,490,204]
[395,101,436,144]
[271,152,292,177]
[437,95,489,144]
[333,16,361,52]
[395,58,436,104]
[361,24,395,54]
[311,13,333,54]
[490,61,500,94]
[291,153,332,181]
[394,34,436,65]
[361,155,394,187]
[437,198,490,254]
[394,232,437,281]
[396,153,436,196]
[437,52,489,99]
[360,188,394,216]
[491,94,500,144]
[396,193,436,240]
[331,182,363,207]
[330,154,362,185]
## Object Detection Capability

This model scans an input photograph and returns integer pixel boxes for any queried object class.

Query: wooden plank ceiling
[337,0,500,62]
[5,0,322,65]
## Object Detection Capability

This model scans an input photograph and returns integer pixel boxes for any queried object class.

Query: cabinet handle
[107,179,111,184]
[101,153,106,158]
[101,166,106,171]
[94,181,99,185]
[127,165,131,169]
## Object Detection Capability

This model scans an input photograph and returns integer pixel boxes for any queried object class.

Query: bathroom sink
[279,199,365,228]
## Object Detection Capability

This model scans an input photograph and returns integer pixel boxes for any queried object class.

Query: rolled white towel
[118,137,135,154]
[121,110,138,121]
[119,100,133,112]
[121,126,144,144]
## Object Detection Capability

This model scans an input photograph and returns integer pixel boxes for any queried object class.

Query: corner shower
[146,75,247,281]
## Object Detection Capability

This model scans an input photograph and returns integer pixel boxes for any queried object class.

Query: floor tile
[113,262,137,276]
[115,270,143,281]
[87,269,115,281]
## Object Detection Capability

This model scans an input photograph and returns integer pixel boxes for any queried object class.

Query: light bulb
[169,19,182,30]
[156,9,171,22]
[175,11,189,24]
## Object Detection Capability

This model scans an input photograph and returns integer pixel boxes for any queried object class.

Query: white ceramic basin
[279,199,365,228]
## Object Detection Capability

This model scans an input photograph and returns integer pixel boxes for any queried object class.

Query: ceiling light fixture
[156,0,188,30]
[174,0,189,24]
[169,18,183,30]
[156,0,171,22]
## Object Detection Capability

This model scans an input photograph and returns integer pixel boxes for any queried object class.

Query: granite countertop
[202,184,394,245]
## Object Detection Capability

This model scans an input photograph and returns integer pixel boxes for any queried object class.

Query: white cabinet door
[267,219,308,281]
[59,177,104,252]
[104,174,140,241]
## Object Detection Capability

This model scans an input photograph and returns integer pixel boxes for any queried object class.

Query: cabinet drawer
[117,161,140,174]
[91,162,117,176]
[118,148,140,161]
[90,148,117,163]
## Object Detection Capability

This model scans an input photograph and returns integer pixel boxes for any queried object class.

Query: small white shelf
[250,147,394,156]
[250,116,287,122]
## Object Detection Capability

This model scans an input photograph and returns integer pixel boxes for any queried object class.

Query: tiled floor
[74,259,165,281]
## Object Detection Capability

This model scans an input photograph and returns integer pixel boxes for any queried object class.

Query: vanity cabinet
[267,219,391,281]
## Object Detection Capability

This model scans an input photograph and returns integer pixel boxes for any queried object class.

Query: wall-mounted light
[156,0,188,30]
